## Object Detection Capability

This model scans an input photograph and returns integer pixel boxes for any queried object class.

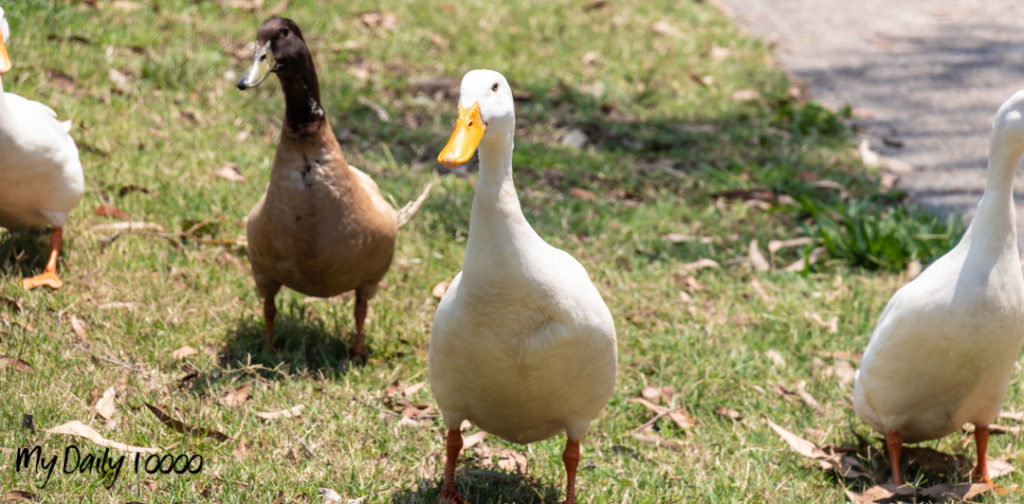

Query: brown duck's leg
[262,289,279,351]
[352,290,368,361]
[973,425,993,484]
[562,439,581,504]
[886,431,903,484]
[439,428,466,504]
[21,227,64,290]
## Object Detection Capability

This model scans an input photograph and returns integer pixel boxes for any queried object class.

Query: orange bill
[0,38,10,74]
[437,102,485,168]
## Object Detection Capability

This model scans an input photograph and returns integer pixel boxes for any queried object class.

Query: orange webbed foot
[21,270,63,290]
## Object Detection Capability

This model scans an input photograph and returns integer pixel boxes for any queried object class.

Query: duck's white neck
[966,134,1022,249]
[0,75,11,129]
[463,130,542,278]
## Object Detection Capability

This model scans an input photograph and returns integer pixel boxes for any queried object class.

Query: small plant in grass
[798,195,965,272]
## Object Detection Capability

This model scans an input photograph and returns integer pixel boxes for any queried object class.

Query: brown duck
[236,17,429,359]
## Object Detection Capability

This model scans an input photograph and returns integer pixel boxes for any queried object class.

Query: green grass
[0,0,1003,502]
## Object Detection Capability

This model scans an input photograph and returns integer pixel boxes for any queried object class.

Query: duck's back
[246,121,397,298]
[429,244,617,444]
[0,92,84,230]
[854,241,1024,442]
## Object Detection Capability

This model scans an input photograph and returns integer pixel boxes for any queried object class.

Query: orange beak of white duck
[437,102,485,169]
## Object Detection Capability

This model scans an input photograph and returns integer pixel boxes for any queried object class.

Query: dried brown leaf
[662,233,716,244]
[989,457,1015,478]
[715,406,742,422]
[222,381,252,408]
[796,381,825,415]
[773,384,798,403]
[919,482,993,500]
[233,438,251,459]
[2,490,38,501]
[255,404,304,420]
[903,445,968,473]
[813,350,862,362]
[767,237,813,255]
[475,443,528,473]
[630,397,668,415]
[171,345,198,360]
[265,0,289,17]
[0,356,32,373]
[402,381,426,397]
[214,162,247,182]
[962,423,1020,435]
[667,409,696,430]
[632,431,686,451]
[748,239,770,272]
[765,349,786,367]
[730,89,759,102]
[93,387,116,420]
[69,315,88,341]
[845,483,910,504]
[749,276,774,303]
[108,1,143,11]
[94,204,129,219]
[569,187,597,201]
[359,11,399,32]
[319,488,342,504]
[641,385,675,403]
[784,247,826,272]
[651,20,685,38]
[903,259,922,280]
[431,281,449,299]
[823,359,857,388]
[144,403,229,442]
[561,129,589,149]
[44,420,158,453]
[766,418,871,478]
[803,311,838,333]
[400,401,436,420]
[462,430,488,450]
[222,0,263,11]
[107,68,130,92]
[88,221,165,233]
[680,258,720,272]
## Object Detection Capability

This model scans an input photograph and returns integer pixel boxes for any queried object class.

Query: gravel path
[716,0,1024,249]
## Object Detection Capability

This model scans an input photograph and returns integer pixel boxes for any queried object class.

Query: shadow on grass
[217,299,363,379]
[0,229,57,280]
[391,466,564,504]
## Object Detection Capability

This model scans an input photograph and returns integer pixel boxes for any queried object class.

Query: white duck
[0,6,84,290]
[853,89,1024,485]
[429,69,617,504]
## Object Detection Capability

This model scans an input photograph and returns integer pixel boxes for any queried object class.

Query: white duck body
[429,70,617,445]
[853,89,1024,443]
[0,8,83,232]
[0,90,84,230]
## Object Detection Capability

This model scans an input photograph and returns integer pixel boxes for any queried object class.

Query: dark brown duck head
[237,17,324,130]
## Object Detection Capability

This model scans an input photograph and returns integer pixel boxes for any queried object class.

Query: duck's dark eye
[281,28,290,37]
[491,83,499,92]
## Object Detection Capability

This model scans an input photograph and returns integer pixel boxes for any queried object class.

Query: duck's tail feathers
[394,181,433,229]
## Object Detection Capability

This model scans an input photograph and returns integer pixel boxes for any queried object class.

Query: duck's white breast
[429,254,617,444]
[0,93,84,230]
